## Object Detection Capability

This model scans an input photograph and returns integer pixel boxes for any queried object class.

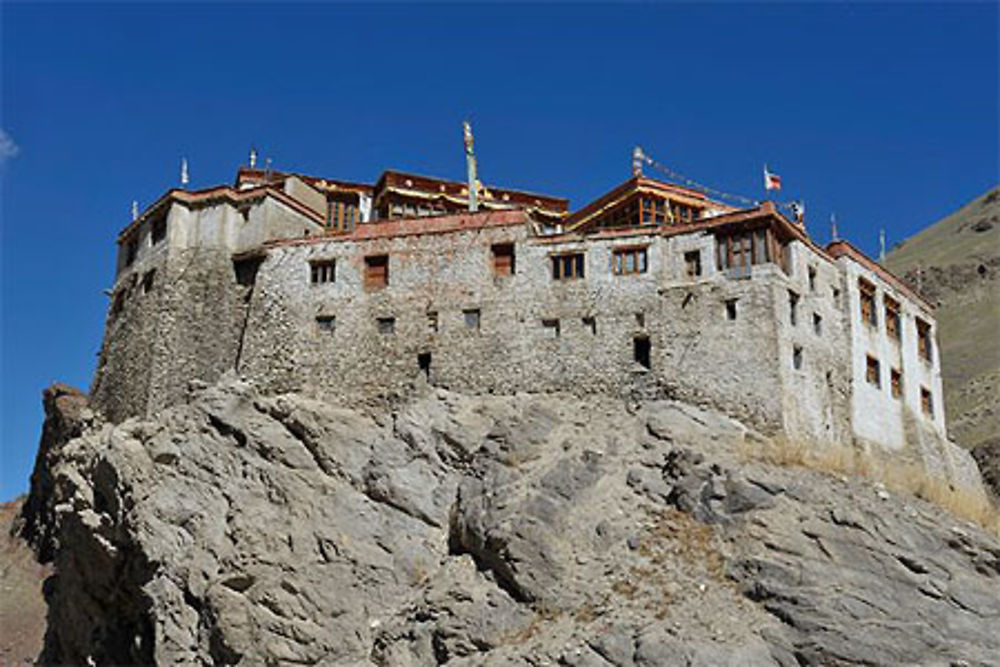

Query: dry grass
[742,435,1000,536]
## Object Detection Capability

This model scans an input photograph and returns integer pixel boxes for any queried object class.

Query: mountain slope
[885,187,1000,454]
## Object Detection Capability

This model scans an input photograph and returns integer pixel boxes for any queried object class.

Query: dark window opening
[542,319,560,339]
[377,317,395,334]
[866,355,880,387]
[885,296,901,341]
[491,243,515,276]
[916,318,933,362]
[921,387,934,417]
[725,299,737,321]
[635,312,645,328]
[142,270,156,294]
[808,266,817,292]
[365,255,389,290]
[552,253,585,280]
[418,352,432,378]
[316,315,335,333]
[233,256,264,287]
[859,278,877,327]
[151,216,167,245]
[789,291,799,326]
[125,238,139,267]
[684,250,702,278]
[427,311,439,333]
[813,313,822,336]
[310,259,336,284]
[463,309,481,330]
[891,368,902,399]
[832,287,841,309]
[793,345,803,370]
[633,336,651,369]
[582,316,597,335]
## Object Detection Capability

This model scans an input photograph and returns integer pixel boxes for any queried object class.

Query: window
[142,270,156,294]
[793,345,803,370]
[916,318,933,362]
[463,308,481,330]
[582,316,597,335]
[151,216,167,245]
[552,253,585,280]
[635,312,645,328]
[885,296,901,341]
[613,247,648,275]
[808,266,817,292]
[365,255,389,290]
[890,368,902,399]
[427,311,439,333]
[725,299,738,321]
[310,259,336,284]
[633,336,651,369]
[832,287,842,309]
[789,291,799,326]
[921,387,934,417]
[542,319,560,339]
[316,315,335,333]
[328,200,359,231]
[684,250,702,278]
[859,278,877,328]
[233,256,263,287]
[716,227,772,276]
[418,352,431,378]
[866,355,881,387]
[125,237,138,266]
[491,243,515,276]
[377,317,395,334]
[813,313,822,336]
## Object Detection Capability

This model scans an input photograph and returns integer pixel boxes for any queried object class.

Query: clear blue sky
[2,3,997,500]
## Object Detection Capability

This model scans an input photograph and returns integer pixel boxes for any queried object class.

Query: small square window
[365,255,389,290]
[463,309,481,330]
[316,315,335,333]
[552,253,585,280]
[684,250,702,278]
[310,259,336,284]
[377,317,395,334]
[582,316,597,335]
[491,243,515,276]
[542,319,560,339]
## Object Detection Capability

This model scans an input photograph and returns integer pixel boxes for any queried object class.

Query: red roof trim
[826,240,934,311]
[263,209,529,248]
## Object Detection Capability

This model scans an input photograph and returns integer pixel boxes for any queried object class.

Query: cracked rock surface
[20,380,1000,665]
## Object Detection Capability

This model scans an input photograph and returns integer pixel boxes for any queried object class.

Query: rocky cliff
[19,378,1000,666]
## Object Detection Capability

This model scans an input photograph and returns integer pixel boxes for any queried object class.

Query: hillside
[13,379,1000,665]
[884,186,1000,489]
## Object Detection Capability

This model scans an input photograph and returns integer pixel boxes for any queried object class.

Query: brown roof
[826,239,934,312]
[264,209,530,248]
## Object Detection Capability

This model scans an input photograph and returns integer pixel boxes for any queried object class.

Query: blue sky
[1,3,997,500]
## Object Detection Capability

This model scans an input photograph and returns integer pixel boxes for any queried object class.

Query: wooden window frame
[377,316,395,335]
[890,368,902,399]
[916,318,933,362]
[884,296,901,341]
[310,259,337,284]
[865,355,881,387]
[612,246,648,276]
[551,252,585,280]
[684,250,702,278]
[364,254,389,290]
[859,278,877,328]
[920,387,933,416]
[491,243,515,276]
[463,308,481,330]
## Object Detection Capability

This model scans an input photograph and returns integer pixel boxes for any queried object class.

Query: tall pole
[463,120,478,213]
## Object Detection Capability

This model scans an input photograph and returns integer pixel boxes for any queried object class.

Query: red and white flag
[763,165,782,191]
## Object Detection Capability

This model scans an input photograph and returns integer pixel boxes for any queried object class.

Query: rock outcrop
[21,380,1000,665]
